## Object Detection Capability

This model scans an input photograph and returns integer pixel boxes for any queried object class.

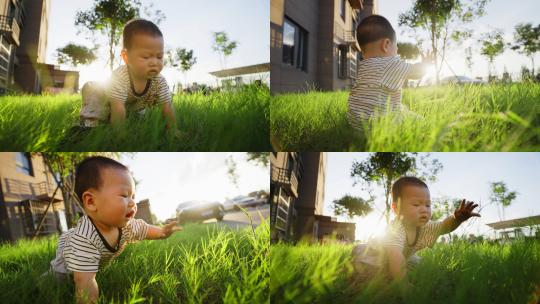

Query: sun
[77,63,112,88]
[355,214,389,242]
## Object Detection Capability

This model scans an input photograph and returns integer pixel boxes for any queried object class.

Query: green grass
[0,221,269,304]
[0,85,270,151]
[270,239,540,304]
[270,83,540,151]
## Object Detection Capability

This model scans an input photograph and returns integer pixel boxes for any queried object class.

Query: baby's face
[124,34,164,79]
[92,167,137,228]
[395,185,431,227]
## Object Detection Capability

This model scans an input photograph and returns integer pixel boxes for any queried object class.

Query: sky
[46,0,269,88]
[378,0,540,81]
[119,153,269,221]
[323,153,540,242]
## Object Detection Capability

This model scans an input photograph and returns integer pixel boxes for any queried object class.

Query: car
[224,195,266,211]
[176,200,224,223]
[441,75,483,85]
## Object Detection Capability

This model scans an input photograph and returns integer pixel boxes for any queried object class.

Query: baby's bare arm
[440,199,481,234]
[145,221,182,240]
[110,99,126,126]
[386,246,407,281]
[407,62,429,80]
[73,271,98,304]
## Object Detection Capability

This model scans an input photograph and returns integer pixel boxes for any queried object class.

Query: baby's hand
[454,199,481,222]
[160,221,182,239]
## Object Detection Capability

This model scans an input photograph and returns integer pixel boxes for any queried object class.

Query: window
[282,17,308,71]
[15,153,33,176]
[338,45,348,79]
[340,0,346,21]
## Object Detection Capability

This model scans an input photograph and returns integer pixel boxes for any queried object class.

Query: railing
[271,166,298,197]
[0,15,20,46]
[4,179,55,200]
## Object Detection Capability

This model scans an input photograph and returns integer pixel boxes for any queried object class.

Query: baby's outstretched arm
[145,221,182,240]
[440,199,481,234]
[406,52,433,80]
[73,271,98,304]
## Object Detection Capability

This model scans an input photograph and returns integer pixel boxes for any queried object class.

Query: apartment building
[0,152,65,243]
[270,152,355,242]
[270,0,377,93]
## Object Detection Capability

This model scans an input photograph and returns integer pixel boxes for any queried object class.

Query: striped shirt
[108,65,172,114]
[50,215,148,274]
[347,56,411,129]
[353,220,443,268]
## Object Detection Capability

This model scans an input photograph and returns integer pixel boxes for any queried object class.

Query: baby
[79,18,178,133]
[47,156,181,303]
[347,15,430,130]
[352,176,480,286]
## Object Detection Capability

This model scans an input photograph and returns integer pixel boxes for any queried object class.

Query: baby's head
[121,18,164,79]
[391,176,431,227]
[356,15,397,58]
[75,156,137,228]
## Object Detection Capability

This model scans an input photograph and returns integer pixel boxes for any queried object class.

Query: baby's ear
[120,49,128,64]
[82,190,97,212]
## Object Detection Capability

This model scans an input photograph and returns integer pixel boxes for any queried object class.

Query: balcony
[0,15,20,46]
[348,0,364,9]
[4,179,60,202]
[271,166,299,198]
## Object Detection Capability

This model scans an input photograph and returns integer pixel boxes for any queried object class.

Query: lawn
[0,84,270,151]
[270,239,540,304]
[270,83,540,151]
[0,221,269,304]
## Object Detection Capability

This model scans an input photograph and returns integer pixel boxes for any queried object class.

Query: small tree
[166,47,197,90]
[56,43,98,67]
[489,181,518,221]
[332,195,373,219]
[399,0,489,84]
[511,23,540,76]
[75,0,165,71]
[479,30,505,81]
[397,42,421,61]
[465,46,474,75]
[212,31,238,69]
[350,153,443,224]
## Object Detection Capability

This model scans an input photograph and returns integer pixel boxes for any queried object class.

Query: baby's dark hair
[75,156,129,204]
[123,18,163,49]
[356,15,396,48]
[391,176,428,202]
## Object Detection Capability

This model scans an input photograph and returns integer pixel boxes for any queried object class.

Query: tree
[75,0,165,71]
[399,0,489,84]
[56,43,98,67]
[511,23,540,76]
[397,42,421,61]
[332,194,373,219]
[350,153,443,224]
[165,47,197,90]
[479,30,505,80]
[465,46,474,74]
[489,181,518,221]
[431,196,461,221]
[212,31,238,69]
[247,153,269,167]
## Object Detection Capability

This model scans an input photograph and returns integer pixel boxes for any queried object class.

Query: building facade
[0,152,66,243]
[270,152,355,243]
[270,0,377,93]
[0,0,25,92]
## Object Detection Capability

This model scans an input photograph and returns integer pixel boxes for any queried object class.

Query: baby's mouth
[126,210,136,218]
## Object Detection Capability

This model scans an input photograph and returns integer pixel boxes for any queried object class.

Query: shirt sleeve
[381,221,406,250]
[381,57,412,91]
[157,76,172,104]
[126,218,149,242]
[64,233,101,273]
[107,68,128,103]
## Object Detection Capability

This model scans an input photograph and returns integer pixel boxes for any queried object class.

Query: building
[270,0,377,93]
[486,215,540,240]
[270,152,355,243]
[0,152,66,243]
[135,199,154,225]
[209,62,270,88]
[0,0,25,92]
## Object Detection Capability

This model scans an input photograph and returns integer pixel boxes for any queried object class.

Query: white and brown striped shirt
[50,215,148,274]
[108,65,172,114]
[354,220,443,268]
[347,56,412,129]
